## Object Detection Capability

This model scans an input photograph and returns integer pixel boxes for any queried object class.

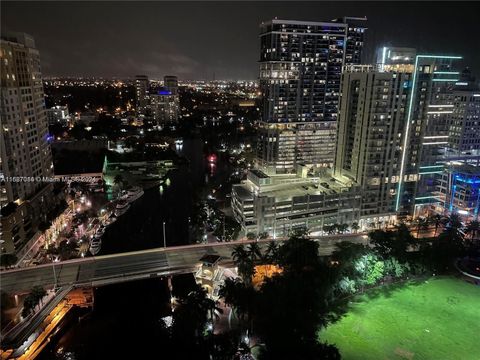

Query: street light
[163,221,167,248]
[50,254,58,291]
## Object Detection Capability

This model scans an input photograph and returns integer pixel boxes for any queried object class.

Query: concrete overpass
[0,234,367,294]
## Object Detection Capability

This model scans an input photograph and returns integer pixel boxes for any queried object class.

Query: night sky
[2,1,479,80]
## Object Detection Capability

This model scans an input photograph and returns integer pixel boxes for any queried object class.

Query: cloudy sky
[2,1,479,80]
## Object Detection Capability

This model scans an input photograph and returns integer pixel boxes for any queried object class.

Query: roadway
[0,234,367,294]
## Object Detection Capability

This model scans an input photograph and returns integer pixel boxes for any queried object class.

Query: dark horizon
[2,1,479,80]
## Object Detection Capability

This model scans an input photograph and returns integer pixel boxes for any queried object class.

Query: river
[38,137,234,359]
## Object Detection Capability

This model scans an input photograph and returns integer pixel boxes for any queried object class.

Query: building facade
[149,75,180,125]
[1,32,57,254]
[46,105,70,126]
[436,164,480,221]
[135,75,149,115]
[257,17,367,172]
[403,55,463,217]
[334,64,412,221]
[234,48,473,237]
[333,55,462,223]
[232,167,361,237]
[150,91,179,125]
[256,121,336,172]
[448,71,480,154]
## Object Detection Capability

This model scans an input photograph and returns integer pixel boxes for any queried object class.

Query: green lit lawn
[321,277,480,360]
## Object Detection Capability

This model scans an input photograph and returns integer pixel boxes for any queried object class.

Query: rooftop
[237,173,356,200]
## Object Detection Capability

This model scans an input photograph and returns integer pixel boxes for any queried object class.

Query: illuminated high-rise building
[336,49,463,221]
[334,64,411,221]
[403,54,462,217]
[135,74,149,115]
[257,17,367,173]
[448,69,480,155]
[149,75,179,126]
[1,32,56,254]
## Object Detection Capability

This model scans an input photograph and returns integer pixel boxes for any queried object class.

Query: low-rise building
[232,167,362,237]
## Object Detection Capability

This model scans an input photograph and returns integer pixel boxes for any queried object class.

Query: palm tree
[332,223,340,234]
[187,285,222,332]
[415,217,430,237]
[247,242,262,262]
[113,174,124,190]
[264,241,279,263]
[31,286,47,306]
[22,296,35,317]
[219,278,244,313]
[0,254,17,269]
[322,224,335,235]
[337,223,349,234]
[232,245,248,264]
[258,232,269,240]
[429,214,446,237]
[446,213,463,232]
[219,278,256,333]
[465,220,480,240]
[232,245,254,283]
[172,285,216,340]
[351,222,360,234]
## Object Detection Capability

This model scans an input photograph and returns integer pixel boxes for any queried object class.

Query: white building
[232,167,362,237]
[46,105,70,126]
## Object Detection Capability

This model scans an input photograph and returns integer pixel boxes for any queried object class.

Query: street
[0,234,368,294]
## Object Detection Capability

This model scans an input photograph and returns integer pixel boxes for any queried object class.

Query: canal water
[38,137,233,359]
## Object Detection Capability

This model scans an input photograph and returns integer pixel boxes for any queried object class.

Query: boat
[104,215,117,226]
[96,225,106,237]
[125,186,144,203]
[89,237,102,255]
[175,138,183,146]
[115,200,131,217]
[119,192,129,201]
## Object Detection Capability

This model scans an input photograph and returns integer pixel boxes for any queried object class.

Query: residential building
[405,55,463,217]
[333,55,461,223]
[233,49,471,236]
[135,75,149,115]
[256,122,336,172]
[448,69,480,155]
[334,64,412,223]
[46,105,70,126]
[257,17,367,172]
[150,90,179,125]
[1,32,57,254]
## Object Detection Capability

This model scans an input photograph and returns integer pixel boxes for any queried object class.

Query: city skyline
[1,2,480,359]
[2,1,480,79]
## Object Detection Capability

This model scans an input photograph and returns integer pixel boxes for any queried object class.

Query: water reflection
[38,137,229,359]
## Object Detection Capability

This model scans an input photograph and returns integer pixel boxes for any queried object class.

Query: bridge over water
[0,234,366,294]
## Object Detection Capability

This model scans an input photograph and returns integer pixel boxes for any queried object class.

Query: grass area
[320,277,480,360]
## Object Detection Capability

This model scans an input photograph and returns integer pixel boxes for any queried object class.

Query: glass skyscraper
[257,17,366,173]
